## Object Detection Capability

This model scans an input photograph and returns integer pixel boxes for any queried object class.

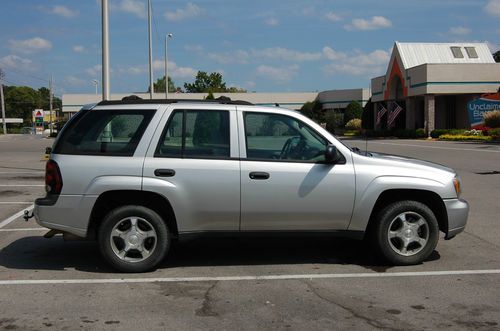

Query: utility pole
[0,69,6,135]
[165,33,173,100]
[102,0,110,100]
[148,0,154,99]
[49,75,53,135]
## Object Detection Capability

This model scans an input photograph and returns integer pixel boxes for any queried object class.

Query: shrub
[463,129,483,136]
[324,111,342,133]
[344,101,363,126]
[345,118,362,130]
[430,129,467,138]
[416,128,426,138]
[484,111,500,128]
[438,134,492,141]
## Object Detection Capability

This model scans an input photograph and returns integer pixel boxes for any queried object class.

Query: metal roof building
[371,42,500,133]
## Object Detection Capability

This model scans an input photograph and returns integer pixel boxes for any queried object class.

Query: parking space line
[0,269,499,286]
[0,202,34,204]
[363,141,500,153]
[0,228,45,232]
[0,184,44,187]
[0,204,34,229]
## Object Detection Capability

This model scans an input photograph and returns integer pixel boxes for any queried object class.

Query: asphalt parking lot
[0,134,499,330]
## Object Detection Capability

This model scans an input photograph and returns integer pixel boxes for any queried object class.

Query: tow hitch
[23,210,34,222]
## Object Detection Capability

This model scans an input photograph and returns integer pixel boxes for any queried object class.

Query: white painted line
[0,228,45,232]
[0,204,34,229]
[0,269,499,286]
[0,202,34,205]
[366,141,500,153]
[0,184,44,187]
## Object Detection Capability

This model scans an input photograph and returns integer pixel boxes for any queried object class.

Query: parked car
[32,97,468,272]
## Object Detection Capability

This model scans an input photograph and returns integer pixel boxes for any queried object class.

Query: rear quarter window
[53,109,155,156]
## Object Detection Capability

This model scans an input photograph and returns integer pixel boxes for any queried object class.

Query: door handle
[249,172,270,180]
[154,169,176,177]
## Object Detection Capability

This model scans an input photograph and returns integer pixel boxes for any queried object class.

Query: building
[371,42,500,132]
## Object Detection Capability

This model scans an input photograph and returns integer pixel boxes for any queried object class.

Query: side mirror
[325,145,341,164]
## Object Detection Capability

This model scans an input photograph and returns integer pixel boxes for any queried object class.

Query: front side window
[244,112,328,162]
[156,110,230,158]
[54,109,155,156]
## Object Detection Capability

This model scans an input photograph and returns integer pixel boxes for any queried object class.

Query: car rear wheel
[371,200,439,265]
[98,205,170,272]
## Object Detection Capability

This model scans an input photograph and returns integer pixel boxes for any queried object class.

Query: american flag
[387,102,403,126]
[376,105,388,125]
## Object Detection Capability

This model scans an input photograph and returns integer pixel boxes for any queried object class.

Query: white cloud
[323,49,390,76]
[49,5,78,18]
[449,26,471,35]
[9,37,52,54]
[73,45,86,53]
[0,55,35,71]
[165,3,201,21]
[325,12,342,22]
[184,44,203,52]
[322,47,347,61]
[264,17,279,26]
[86,65,102,77]
[344,16,392,31]
[301,6,315,16]
[208,47,321,64]
[64,75,86,87]
[245,81,256,89]
[111,0,147,19]
[120,60,196,79]
[485,0,500,17]
[256,64,299,83]
[208,50,250,64]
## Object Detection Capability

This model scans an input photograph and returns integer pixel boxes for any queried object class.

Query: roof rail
[96,95,253,106]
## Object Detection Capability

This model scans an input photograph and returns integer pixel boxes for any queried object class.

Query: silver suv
[33,97,468,272]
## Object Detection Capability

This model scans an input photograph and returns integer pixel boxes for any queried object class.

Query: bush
[438,134,492,141]
[484,111,500,128]
[344,101,363,126]
[345,118,362,130]
[416,128,426,138]
[430,129,467,138]
[363,129,426,139]
[324,111,342,133]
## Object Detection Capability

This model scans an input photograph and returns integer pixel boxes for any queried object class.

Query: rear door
[143,104,240,232]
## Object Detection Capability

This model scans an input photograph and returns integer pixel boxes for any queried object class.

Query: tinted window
[156,110,230,158]
[54,109,155,156]
[451,46,464,59]
[244,112,327,162]
[465,47,478,59]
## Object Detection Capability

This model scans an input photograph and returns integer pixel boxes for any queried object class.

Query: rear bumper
[34,195,97,238]
[443,198,469,239]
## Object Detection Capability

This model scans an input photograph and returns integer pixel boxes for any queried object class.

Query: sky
[0,0,499,96]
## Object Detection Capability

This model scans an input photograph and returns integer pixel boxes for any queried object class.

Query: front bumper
[443,198,469,239]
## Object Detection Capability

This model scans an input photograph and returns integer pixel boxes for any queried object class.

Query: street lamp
[165,33,173,100]
[92,79,99,95]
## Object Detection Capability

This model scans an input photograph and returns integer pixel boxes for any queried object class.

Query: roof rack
[96,95,253,106]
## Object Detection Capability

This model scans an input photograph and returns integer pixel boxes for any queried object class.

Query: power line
[2,67,48,84]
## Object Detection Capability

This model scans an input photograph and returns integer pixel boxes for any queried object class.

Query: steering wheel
[279,136,300,159]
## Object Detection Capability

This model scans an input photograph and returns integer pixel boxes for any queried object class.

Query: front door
[239,110,355,231]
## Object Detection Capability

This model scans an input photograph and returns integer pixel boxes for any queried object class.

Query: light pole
[102,0,110,100]
[92,79,99,95]
[147,0,153,99]
[165,33,173,100]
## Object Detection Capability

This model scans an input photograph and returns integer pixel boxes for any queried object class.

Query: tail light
[46,160,63,194]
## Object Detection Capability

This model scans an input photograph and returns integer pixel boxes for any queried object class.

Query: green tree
[344,101,363,126]
[300,100,324,123]
[5,86,40,122]
[184,71,227,93]
[205,91,215,100]
[151,76,176,93]
[494,51,500,63]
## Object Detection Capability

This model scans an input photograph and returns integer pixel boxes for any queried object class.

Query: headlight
[453,176,461,198]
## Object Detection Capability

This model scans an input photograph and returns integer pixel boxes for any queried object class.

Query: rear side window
[53,109,155,156]
[156,109,230,159]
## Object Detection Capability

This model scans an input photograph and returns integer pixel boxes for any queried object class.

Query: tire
[371,200,439,265]
[98,205,170,273]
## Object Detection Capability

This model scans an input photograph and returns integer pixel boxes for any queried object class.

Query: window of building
[244,112,328,162]
[156,110,230,158]
[450,47,464,59]
[465,47,478,59]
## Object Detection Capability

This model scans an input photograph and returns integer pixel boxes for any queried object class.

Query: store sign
[467,97,500,128]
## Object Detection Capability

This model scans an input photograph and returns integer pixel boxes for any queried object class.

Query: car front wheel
[98,205,170,272]
[371,200,439,265]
